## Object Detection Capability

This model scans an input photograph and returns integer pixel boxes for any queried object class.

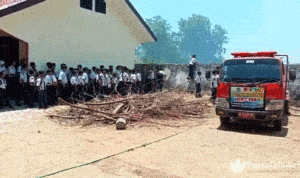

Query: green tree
[178,14,228,63]
[136,16,182,64]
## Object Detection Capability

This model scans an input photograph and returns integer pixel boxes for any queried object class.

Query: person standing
[58,64,69,100]
[36,71,47,109]
[195,71,202,97]
[211,71,219,103]
[148,68,156,93]
[45,70,57,106]
[28,70,36,107]
[105,69,112,95]
[129,69,137,94]
[110,73,118,95]
[121,67,130,95]
[19,64,29,105]
[0,61,6,73]
[7,61,18,102]
[136,69,142,94]
[0,71,13,109]
[187,54,197,80]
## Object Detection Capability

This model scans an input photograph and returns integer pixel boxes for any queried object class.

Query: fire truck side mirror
[289,71,296,82]
[205,71,211,79]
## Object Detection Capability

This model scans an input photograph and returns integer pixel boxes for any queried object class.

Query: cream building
[0,0,156,69]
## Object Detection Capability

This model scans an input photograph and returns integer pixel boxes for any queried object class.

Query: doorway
[0,29,28,67]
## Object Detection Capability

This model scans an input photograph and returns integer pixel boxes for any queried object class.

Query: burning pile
[47,90,210,127]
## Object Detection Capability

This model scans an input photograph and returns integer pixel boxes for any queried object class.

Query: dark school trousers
[196,83,201,97]
[188,64,196,79]
[38,90,47,108]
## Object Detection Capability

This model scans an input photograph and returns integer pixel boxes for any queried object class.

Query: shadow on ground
[217,115,289,137]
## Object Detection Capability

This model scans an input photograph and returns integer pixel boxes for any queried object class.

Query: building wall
[0,0,144,69]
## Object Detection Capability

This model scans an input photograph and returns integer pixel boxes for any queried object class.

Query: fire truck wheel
[220,117,230,126]
[273,120,282,131]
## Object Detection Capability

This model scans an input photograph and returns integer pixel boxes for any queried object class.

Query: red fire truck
[215,51,296,131]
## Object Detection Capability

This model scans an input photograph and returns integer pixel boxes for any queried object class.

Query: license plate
[238,112,255,119]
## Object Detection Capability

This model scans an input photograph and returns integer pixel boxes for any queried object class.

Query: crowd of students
[0,60,166,109]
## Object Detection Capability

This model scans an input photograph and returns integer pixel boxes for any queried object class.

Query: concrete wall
[135,63,300,97]
[288,64,300,99]
[135,63,219,92]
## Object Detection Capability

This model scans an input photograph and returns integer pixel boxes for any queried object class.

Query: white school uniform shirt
[122,72,129,83]
[58,71,68,85]
[0,66,5,73]
[7,65,16,75]
[112,76,119,84]
[148,71,155,80]
[17,66,22,73]
[195,75,201,84]
[136,73,142,82]
[90,71,96,80]
[105,74,111,88]
[77,75,85,85]
[99,73,107,86]
[36,77,46,91]
[51,74,57,84]
[189,57,197,65]
[96,74,100,83]
[70,76,78,86]
[82,72,89,84]
[45,74,53,86]
[29,76,35,86]
[211,75,219,88]
[0,78,7,89]
[130,73,137,83]
[20,71,28,83]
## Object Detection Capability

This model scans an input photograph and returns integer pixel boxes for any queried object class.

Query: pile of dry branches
[47,90,209,126]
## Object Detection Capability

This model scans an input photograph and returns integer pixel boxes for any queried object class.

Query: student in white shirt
[129,69,137,94]
[211,70,219,102]
[28,70,36,107]
[148,69,156,93]
[100,69,107,94]
[77,70,85,92]
[195,71,202,97]
[45,69,58,106]
[112,73,119,94]
[136,69,142,94]
[7,61,18,102]
[156,68,166,91]
[58,64,69,100]
[82,68,89,85]
[36,71,47,109]
[19,64,29,105]
[0,71,13,109]
[188,54,197,80]
[105,69,112,94]
[0,60,6,73]
[120,67,130,96]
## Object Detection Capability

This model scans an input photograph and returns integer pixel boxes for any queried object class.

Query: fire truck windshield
[220,59,281,83]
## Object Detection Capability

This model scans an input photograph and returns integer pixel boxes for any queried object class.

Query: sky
[130,0,300,64]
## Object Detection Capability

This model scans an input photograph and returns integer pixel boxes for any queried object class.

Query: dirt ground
[1,96,300,178]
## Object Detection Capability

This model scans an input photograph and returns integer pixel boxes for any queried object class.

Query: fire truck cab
[215,51,296,131]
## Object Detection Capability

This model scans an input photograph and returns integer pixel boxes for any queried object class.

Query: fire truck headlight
[265,100,284,110]
[216,98,229,108]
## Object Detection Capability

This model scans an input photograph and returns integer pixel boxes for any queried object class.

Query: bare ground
[1,96,300,178]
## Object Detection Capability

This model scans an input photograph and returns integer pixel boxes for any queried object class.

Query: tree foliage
[136,14,229,64]
[178,14,228,63]
[136,15,181,64]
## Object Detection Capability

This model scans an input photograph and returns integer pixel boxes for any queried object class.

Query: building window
[80,0,92,10]
[95,0,106,14]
